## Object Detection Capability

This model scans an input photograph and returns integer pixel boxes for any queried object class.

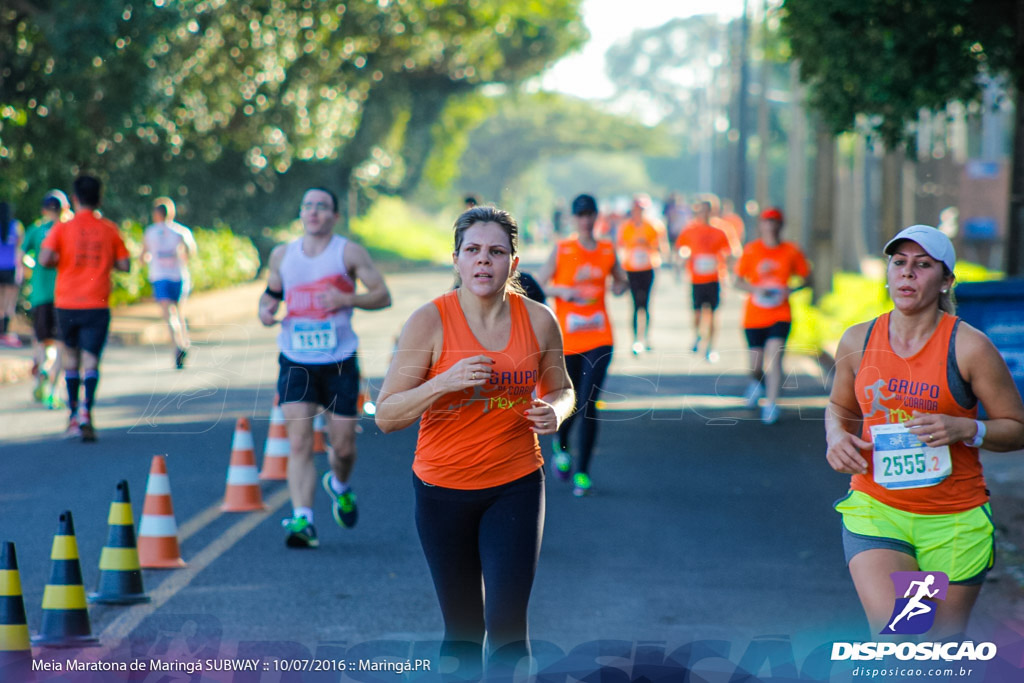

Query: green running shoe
[572,472,592,497]
[282,516,319,548]
[551,440,571,482]
[321,472,358,528]
[32,375,47,402]
[44,391,65,410]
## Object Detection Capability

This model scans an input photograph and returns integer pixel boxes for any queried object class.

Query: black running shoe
[175,347,188,370]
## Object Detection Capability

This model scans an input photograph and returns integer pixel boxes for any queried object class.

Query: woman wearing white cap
[826,225,1024,637]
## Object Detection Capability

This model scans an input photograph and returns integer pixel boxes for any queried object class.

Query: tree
[782,0,1024,274]
[1,0,587,232]
[457,91,666,206]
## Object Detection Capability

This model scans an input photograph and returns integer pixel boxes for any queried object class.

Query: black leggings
[414,468,545,675]
[627,269,655,336]
[558,345,613,474]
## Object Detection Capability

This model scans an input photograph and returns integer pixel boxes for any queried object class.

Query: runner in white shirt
[142,197,197,369]
[258,187,392,549]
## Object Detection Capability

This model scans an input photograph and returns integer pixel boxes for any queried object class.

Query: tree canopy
[0,0,586,230]
[782,0,1015,148]
[457,91,666,206]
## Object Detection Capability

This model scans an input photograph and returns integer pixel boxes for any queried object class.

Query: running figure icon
[888,574,939,631]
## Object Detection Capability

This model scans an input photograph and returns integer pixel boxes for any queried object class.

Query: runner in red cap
[735,207,810,424]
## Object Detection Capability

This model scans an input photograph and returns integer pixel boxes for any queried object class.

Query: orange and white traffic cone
[312,413,329,455]
[222,417,266,512]
[137,455,187,569]
[31,511,99,648]
[260,397,289,481]
[0,541,34,678]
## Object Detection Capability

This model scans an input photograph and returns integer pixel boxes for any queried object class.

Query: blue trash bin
[955,279,1024,411]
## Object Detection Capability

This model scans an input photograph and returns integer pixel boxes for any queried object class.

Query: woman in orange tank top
[375,207,574,675]
[826,226,1024,637]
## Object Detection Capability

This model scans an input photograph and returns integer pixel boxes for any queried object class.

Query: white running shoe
[743,380,765,408]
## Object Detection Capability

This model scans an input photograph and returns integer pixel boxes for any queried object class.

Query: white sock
[294,507,314,523]
[330,475,350,496]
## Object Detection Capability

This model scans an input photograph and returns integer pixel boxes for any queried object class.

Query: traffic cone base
[89,481,150,604]
[223,417,267,511]
[31,512,100,648]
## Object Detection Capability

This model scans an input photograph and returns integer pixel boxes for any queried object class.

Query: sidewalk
[0,281,268,385]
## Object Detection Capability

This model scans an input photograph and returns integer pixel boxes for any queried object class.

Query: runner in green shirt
[21,192,68,408]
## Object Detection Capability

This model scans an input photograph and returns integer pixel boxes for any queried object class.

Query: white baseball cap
[883,225,956,273]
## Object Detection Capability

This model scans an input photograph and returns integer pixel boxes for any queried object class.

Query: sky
[540,0,748,100]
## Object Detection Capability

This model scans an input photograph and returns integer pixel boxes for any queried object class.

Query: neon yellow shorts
[834,490,994,584]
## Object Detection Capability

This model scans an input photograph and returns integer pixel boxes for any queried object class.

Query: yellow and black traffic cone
[0,541,34,679]
[31,511,99,648]
[89,480,150,605]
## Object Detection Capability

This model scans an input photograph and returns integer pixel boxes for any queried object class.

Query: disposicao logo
[881,571,948,635]
[830,570,998,663]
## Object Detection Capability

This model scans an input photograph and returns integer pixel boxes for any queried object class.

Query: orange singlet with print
[675,221,732,285]
[618,217,664,272]
[736,239,810,329]
[851,312,986,514]
[550,236,616,355]
[414,290,544,490]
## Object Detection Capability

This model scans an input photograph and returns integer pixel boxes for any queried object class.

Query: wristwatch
[964,419,986,448]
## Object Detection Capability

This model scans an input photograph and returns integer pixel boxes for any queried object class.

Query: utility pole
[729,0,751,230]
[755,0,771,213]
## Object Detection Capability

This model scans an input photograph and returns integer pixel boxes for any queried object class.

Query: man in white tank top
[259,187,392,548]
[142,197,197,369]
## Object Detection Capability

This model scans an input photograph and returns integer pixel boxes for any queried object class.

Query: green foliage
[605,14,730,129]
[108,221,259,308]
[1,0,586,231]
[789,261,1004,354]
[347,196,451,264]
[781,0,1013,148]
[458,92,667,207]
[420,92,498,199]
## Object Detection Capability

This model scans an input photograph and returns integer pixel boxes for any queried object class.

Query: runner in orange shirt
[39,176,131,441]
[375,206,573,676]
[734,207,810,424]
[537,193,628,496]
[616,194,668,355]
[826,225,1024,636]
[674,200,736,362]
[717,197,746,251]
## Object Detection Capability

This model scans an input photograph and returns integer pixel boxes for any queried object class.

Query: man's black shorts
[56,308,111,357]
[32,302,60,342]
[744,321,792,349]
[277,353,360,417]
[691,281,720,311]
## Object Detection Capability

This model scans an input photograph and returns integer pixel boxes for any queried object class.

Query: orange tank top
[618,218,663,271]
[851,312,986,514]
[551,236,616,355]
[414,291,544,489]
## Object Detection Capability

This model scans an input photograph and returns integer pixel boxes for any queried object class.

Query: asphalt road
[2,264,1020,681]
